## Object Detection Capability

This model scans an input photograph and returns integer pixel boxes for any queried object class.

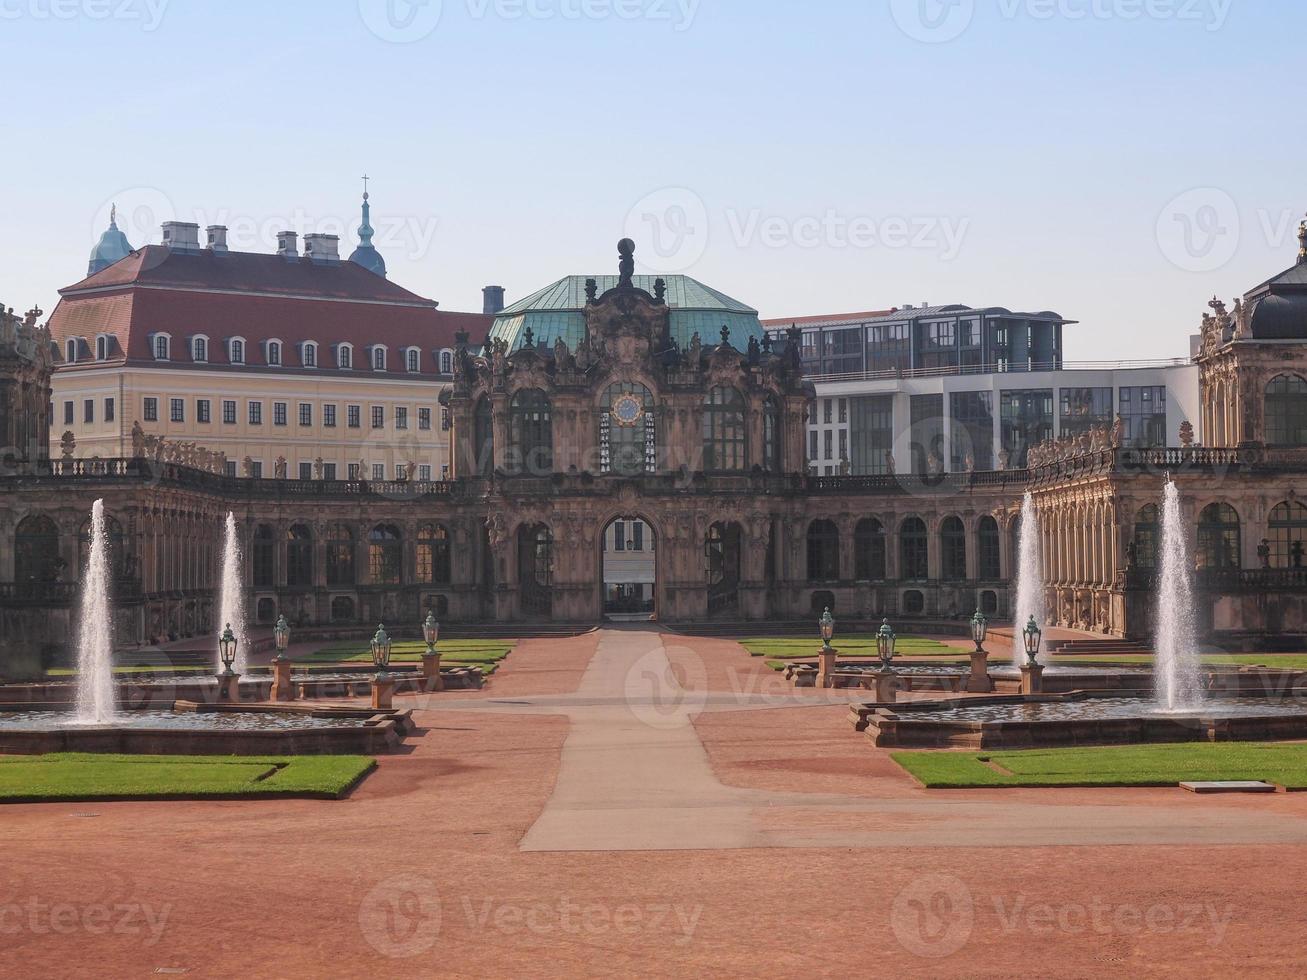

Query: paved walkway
[433,626,1307,852]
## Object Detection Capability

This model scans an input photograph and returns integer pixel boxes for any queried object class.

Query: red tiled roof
[761,309,896,327]
[49,248,492,373]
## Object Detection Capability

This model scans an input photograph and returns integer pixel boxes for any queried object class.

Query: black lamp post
[1022,616,1043,665]
[877,618,897,671]
[218,623,238,675]
[273,615,290,661]
[819,608,835,652]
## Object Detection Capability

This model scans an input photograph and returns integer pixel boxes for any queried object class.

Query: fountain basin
[0,705,414,755]
[853,691,1307,749]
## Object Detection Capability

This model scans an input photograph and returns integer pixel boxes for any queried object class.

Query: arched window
[266,340,282,366]
[854,518,886,581]
[15,516,61,586]
[509,389,552,474]
[337,344,352,369]
[153,334,170,360]
[406,348,420,373]
[417,523,451,584]
[229,338,245,364]
[256,597,277,624]
[518,524,553,617]
[302,342,317,367]
[440,350,453,375]
[474,396,494,476]
[940,517,967,580]
[372,346,386,371]
[703,387,746,471]
[1197,503,1241,570]
[330,595,355,623]
[192,336,207,362]
[79,513,124,580]
[369,524,402,585]
[1133,505,1159,570]
[900,517,928,580]
[65,339,77,363]
[1265,375,1307,446]
[980,589,999,615]
[978,516,1001,580]
[252,524,275,587]
[762,396,782,472]
[600,382,656,476]
[903,589,926,615]
[286,525,313,587]
[325,525,355,586]
[807,519,840,582]
[1269,501,1307,568]
[96,335,109,360]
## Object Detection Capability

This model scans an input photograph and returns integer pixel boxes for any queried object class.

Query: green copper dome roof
[88,206,134,276]
[488,274,764,353]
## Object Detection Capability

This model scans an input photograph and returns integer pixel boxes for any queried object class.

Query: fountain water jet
[218,512,249,673]
[74,499,117,724]
[1012,492,1046,667]
[1154,477,1203,711]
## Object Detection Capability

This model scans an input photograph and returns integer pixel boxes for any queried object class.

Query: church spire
[348,175,387,278]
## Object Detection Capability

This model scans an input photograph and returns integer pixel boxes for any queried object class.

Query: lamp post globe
[819,608,835,652]
[422,610,440,654]
[218,623,238,674]
[371,623,393,676]
[970,608,988,653]
[273,615,290,660]
[876,618,897,671]
[1022,616,1043,665]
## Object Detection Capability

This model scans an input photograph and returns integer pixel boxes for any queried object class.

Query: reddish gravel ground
[2,630,1306,978]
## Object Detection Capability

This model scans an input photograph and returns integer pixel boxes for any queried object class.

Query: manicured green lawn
[742,635,961,659]
[298,639,513,674]
[0,753,375,802]
[892,743,1307,789]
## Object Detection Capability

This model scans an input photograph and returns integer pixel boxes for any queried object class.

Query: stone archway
[598,514,658,621]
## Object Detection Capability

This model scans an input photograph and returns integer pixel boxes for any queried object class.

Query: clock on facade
[611,393,644,427]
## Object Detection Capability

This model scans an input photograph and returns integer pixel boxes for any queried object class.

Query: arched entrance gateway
[600,515,657,619]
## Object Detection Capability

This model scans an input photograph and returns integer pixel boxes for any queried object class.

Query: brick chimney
[482,285,506,315]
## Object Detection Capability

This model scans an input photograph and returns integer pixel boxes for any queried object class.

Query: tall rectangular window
[249,401,262,425]
[222,400,236,424]
[418,464,431,481]
[371,406,384,429]
[372,463,385,481]
[63,401,73,425]
[867,322,911,373]
[910,394,944,475]
[323,404,336,428]
[950,391,994,471]
[83,399,94,424]
[299,462,313,480]
[348,463,360,480]
[273,402,287,426]
[1000,390,1054,467]
[348,405,360,428]
[322,462,336,480]
[196,399,210,424]
[1118,386,1167,448]
[104,397,115,423]
[144,397,158,422]
[170,398,184,423]
[849,395,894,475]
[419,407,431,430]
[614,520,626,551]
[395,407,408,430]
[1058,387,1112,438]
[298,403,312,427]
[250,460,263,478]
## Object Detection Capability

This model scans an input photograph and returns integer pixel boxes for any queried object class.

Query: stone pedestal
[873,670,898,703]
[966,650,994,693]
[217,671,241,703]
[371,675,396,711]
[421,652,444,692]
[1020,663,1044,695]
[816,647,838,689]
[270,658,295,702]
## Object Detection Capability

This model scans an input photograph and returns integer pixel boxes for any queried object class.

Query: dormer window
[439,349,453,375]
[153,334,171,361]
[337,343,353,369]
[96,335,109,361]
[229,337,246,364]
[406,348,420,373]
[267,340,282,366]
[302,342,317,368]
[192,336,208,362]
[372,346,386,371]
[65,339,77,363]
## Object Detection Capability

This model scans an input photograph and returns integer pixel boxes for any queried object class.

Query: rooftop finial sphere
[618,238,635,256]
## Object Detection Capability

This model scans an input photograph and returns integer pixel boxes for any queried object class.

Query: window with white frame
[337,344,352,369]
[372,346,386,371]
[96,335,109,360]
[192,336,208,362]
[229,338,245,364]
[153,334,171,360]
[302,342,317,367]
[267,340,282,366]
[406,348,420,373]
[439,350,453,374]
[65,339,77,363]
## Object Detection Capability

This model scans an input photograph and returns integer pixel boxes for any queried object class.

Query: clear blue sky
[2,0,1303,359]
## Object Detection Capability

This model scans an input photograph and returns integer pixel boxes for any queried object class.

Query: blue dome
[348,189,387,278]
[88,208,133,276]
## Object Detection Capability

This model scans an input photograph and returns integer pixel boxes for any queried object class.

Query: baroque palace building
[3,231,1307,678]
